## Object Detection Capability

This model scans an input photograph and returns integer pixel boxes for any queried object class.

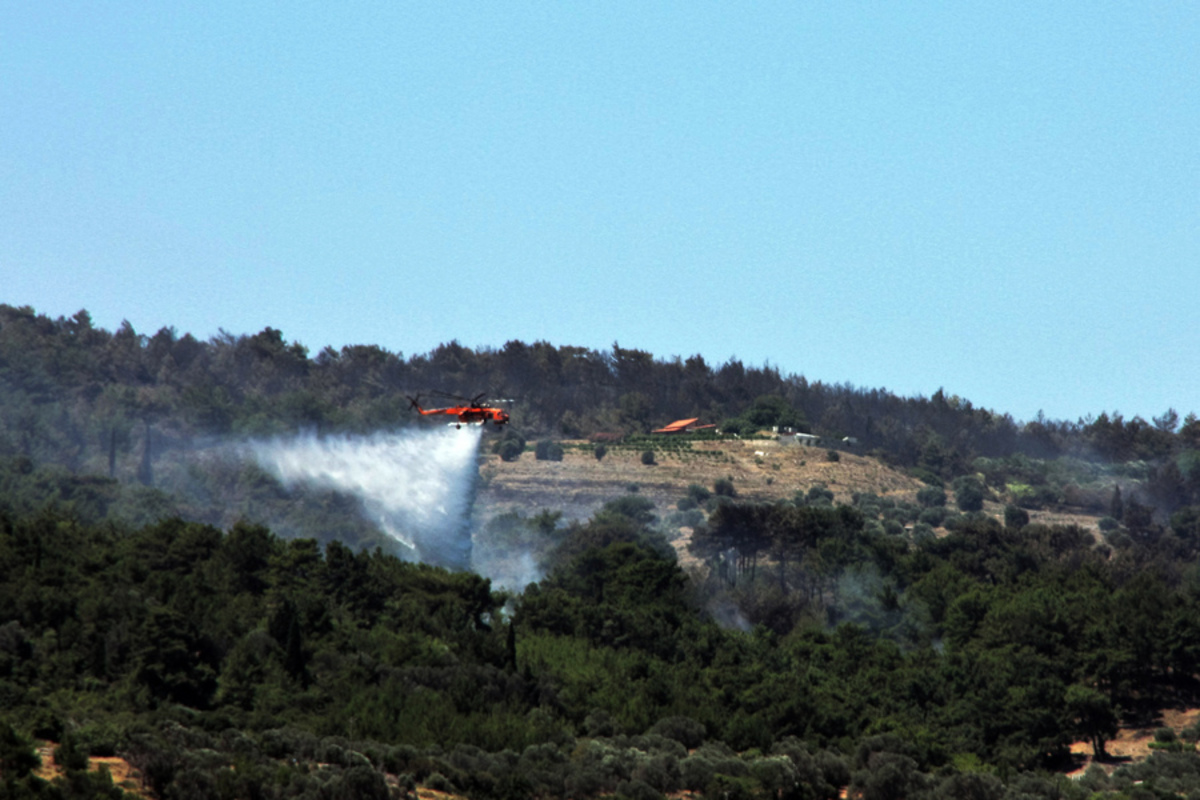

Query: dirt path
[1066,708,1200,777]
[34,743,148,796]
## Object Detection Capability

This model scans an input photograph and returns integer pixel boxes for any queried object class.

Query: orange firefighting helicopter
[406,392,510,428]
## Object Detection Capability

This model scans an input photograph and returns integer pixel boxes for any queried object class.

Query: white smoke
[472,541,542,593]
[247,426,483,570]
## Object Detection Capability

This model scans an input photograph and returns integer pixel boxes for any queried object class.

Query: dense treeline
[3,304,1198,501]
[3,492,1200,798]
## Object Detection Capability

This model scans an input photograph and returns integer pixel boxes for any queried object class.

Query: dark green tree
[494,429,526,462]
[1004,504,1029,529]
[1110,485,1124,520]
[953,476,985,512]
[535,440,564,461]
[1065,684,1118,759]
[916,486,947,508]
[0,722,40,780]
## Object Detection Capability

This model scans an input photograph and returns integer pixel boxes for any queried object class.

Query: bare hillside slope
[475,436,1104,537]
[476,438,924,522]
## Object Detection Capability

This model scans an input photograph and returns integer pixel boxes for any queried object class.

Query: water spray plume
[248,427,483,570]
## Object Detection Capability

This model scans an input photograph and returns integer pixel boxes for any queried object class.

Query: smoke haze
[248,427,482,570]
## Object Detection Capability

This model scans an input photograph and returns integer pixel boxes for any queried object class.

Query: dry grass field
[476,436,1103,539]
[477,437,927,522]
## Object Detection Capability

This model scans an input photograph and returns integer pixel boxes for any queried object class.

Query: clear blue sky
[3,4,1197,425]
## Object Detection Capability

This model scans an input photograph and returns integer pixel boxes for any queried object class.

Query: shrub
[909,467,944,487]
[713,477,737,497]
[535,440,564,461]
[680,756,716,791]
[594,444,608,461]
[54,735,89,772]
[1004,504,1030,529]
[426,772,456,793]
[648,716,706,749]
[675,509,705,528]
[494,431,526,462]
[333,765,390,800]
[635,754,681,794]
[916,486,947,507]
[856,501,881,519]
[849,752,927,800]
[567,765,609,798]
[1098,515,1120,531]
[29,709,63,741]
[749,757,799,799]
[918,506,946,526]
[720,418,750,436]
[1106,529,1134,549]
[803,486,834,507]
[1170,505,1200,544]
[316,741,347,766]
[641,450,656,466]
[911,522,935,543]
[723,711,771,752]
[261,727,321,760]
[617,778,663,800]
[73,720,123,758]
[1076,764,1111,793]
[584,710,620,737]
[932,772,1004,800]
[702,774,756,800]
[825,449,840,462]
[953,476,985,512]
[815,750,851,789]
[603,495,658,525]
[1154,727,1177,743]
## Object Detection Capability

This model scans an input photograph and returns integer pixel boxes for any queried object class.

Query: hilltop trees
[13,303,1200,486]
[5,302,1200,566]
[722,394,810,435]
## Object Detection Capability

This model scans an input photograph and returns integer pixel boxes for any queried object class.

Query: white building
[778,432,821,447]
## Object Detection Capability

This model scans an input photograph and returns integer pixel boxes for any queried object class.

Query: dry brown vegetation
[477,436,1104,537]
[34,742,148,797]
[478,438,927,522]
[1067,709,1200,777]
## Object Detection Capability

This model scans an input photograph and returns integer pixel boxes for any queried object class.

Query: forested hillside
[4,303,1198,486]
[3,303,1200,800]
[3,303,1198,550]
